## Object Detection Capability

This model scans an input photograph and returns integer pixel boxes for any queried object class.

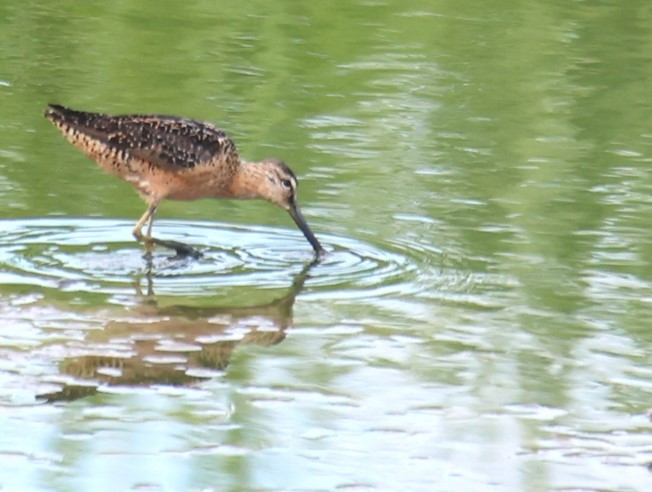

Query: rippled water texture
[3,1,652,491]
[0,217,441,298]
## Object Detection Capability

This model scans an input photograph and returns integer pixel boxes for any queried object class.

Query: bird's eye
[281,179,293,189]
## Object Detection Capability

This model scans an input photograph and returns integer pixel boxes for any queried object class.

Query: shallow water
[3,1,652,491]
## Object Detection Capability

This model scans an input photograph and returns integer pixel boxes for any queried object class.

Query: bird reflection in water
[41,259,317,402]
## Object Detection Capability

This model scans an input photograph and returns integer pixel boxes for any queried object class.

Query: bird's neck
[226,160,269,200]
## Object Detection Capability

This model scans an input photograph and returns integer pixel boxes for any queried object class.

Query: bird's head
[256,158,325,256]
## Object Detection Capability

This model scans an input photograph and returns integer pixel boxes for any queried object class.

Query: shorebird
[44,104,324,259]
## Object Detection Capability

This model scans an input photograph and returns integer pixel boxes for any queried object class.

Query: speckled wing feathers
[44,104,239,172]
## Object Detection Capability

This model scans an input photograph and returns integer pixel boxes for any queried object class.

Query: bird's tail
[44,103,91,126]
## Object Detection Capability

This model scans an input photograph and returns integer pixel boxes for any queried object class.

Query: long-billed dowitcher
[44,104,324,259]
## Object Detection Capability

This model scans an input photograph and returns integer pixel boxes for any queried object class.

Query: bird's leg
[146,212,154,238]
[133,203,158,253]
[132,202,202,259]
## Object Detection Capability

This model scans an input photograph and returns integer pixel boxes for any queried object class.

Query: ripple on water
[0,218,492,303]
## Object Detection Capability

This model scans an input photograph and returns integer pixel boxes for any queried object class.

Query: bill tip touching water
[44,103,326,259]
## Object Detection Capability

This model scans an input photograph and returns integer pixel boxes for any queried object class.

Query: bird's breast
[150,165,235,201]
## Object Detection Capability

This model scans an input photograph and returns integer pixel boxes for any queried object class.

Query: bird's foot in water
[145,237,203,259]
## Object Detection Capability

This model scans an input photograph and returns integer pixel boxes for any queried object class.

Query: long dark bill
[288,201,325,257]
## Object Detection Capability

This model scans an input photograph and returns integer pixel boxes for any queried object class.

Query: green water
[2,1,652,490]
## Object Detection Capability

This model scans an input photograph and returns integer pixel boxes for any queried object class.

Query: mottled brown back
[44,104,240,172]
